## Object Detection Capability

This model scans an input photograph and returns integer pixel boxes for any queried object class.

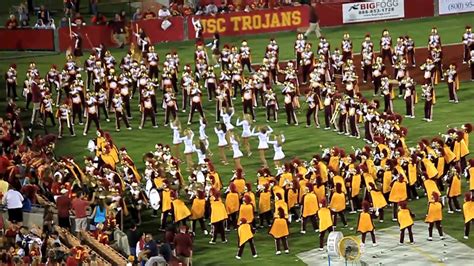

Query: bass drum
[145,179,153,196]
[149,188,161,210]
[87,139,96,153]
[327,231,344,257]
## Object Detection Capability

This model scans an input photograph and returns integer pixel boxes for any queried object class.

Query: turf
[1,12,474,265]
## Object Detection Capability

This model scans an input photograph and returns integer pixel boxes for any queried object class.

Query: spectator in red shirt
[173,226,193,266]
[91,12,107,25]
[71,191,93,234]
[143,9,157,20]
[5,15,18,29]
[56,188,72,229]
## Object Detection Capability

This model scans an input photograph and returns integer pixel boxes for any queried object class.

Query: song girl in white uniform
[267,134,286,168]
[236,114,253,157]
[170,119,183,160]
[230,132,244,170]
[193,140,207,165]
[215,124,229,165]
[251,125,273,168]
[179,128,195,170]
[221,108,235,131]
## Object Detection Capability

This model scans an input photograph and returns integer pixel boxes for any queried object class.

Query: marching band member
[422,83,434,122]
[330,183,347,228]
[404,35,416,67]
[331,48,344,77]
[258,184,272,228]
[402,75,416,118]
[112,92,131,131]
[317,198,333,251]
[236,114,253,157]
[294,33,306,69]
[463,25,473,63]
[206,33,220,68]
[163,87,178,126]
[444,64,459,103]
[221,45,231,71]
[357,201,377,247]
[301,43,314,84]
[40,92,55,126]
[210,190,228,244]
[300,183,319,234]
[380,29,393,65]
[305,89,319,128]
[428,27,442,50]
[347,97,360,138]
[138,93,157,129]
[390,174,408,221]
[181,65,194,112]
[393,36,406,65]
[269,207,290,255]
[361,48,373,84]
[190,190,208,235]
[425,192,445,241]
[317,36,330,64]
[242,80,256,122]
[83,92,101,135]
[361,33,374,53]
[236,218,258,259]
[5,64,18,99]
[97,88,109,122]
[188,83,205,124]
[341,33,353,61]
[368,182,387,223]
[195,57,208,83]
[69,79,83,125]
[420,58,435,85]
[463,192,474,239]
[395,58,408,97]
[282,81,298,126]
[171,190,191,226]
[251,125,273,168]
[372,56,384,96]
[265,88,278,122]
[430,45,443,83]
[398,201,415,244]
[56,100,75,138]
[147,46,159,80]
[215,123,229,165]
[381,76,394,113]
[322,82,334,130]
[205,67,218,101]
[267,134,286,168]
[225,182,240,231]
[70,31,83,57]
[240,40,253,72]
[447,165,462,213]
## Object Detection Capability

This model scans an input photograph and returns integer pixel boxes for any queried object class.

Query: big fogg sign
[343,0,405,24]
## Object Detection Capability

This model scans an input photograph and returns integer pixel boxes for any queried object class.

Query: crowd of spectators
[5,0,310,30]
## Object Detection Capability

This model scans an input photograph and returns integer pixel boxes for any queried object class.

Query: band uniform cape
[370,189,388,209]
[225,192,240,214]
[211,199,228,223]
[238,222,254,246]
[389,180,407,203]
[425,201,442,223]
[172,198,191,222]
[190,197,206,220]
[317,207,333,232]
[269,217,289,239]
[329,192,346,212]
[302,192,319,218]
[357,212,375,233]
[398,209,414,230]
[239,203,255,223]
[463,201,474,223]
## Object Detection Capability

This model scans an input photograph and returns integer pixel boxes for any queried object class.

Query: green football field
[1,13,474,265]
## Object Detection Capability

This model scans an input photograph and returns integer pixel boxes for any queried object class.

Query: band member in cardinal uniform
[205,67,218,101]
[242,80,256,122]
[40,93,55,126]
[295,33,306,69]
[420,58,435,85]
[163,86,178,126]
[188,83,205,124]
[381,76,394,113]
[112,92,131,131]
[462,26,473,64]
[269,207,290,255]
[282,81,298,126]
[265,89,278,122]
[56,101,75,138]
[331,49,344,77]
[5,64,18,99]
[341,33,353,62]
[147,46,159,80]
[181,65,194,112]
[395,58,408,97]
[240,40,252,72]
[305,89,319,128]
[357,201,377,247]
[380,29,393,65]
[317,36,330,64]
[139,94,157,129]
[444,64,459,103]
[425,192,445,241]
[405,35,416,67]
[428,27,442,50]
[422,83,434,122]
[361,48,374,84]
[372,57,384,96]
[322,83,334,130]
[97,88,109,122]
[301,43,314,84]
[430,45,443,83]
[236,218,257,259]
[83,92,101,135]
[402,75,416,118]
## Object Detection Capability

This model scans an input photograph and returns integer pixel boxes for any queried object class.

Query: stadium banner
[59,25,116,51]
[0,29,55,50]
[187,5,309,39]
[438,0,474,15]
[132,16,185,43]
[342,0,405,24]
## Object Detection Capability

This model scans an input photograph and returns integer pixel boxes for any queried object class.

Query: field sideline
[1,12,474,265]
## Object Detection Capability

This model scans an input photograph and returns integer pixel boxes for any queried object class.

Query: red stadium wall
[0,29,55,50]
[317,0,434,27]
[187,5,310,39]
[131,17,185,43]
[58,25,116,51]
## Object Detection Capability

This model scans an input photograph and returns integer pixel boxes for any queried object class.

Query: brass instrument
[330,100,341,125]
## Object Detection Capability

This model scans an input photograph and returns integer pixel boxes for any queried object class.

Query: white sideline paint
[297,222,473,266]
